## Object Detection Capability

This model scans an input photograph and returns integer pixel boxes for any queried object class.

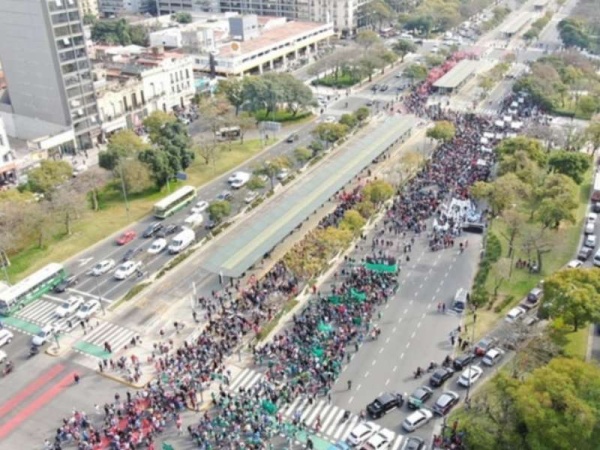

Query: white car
[505,306,526,323]
[482,348,504,366]
[346,422,376,446]
[244,191,259,204]
[277,169,290,181]
[0,349,6,364]
[585,234,597,248]
[191,200,209,214]
[458,366,483,387]
[32,324,59,346]
[323,116,336,124]
[585,221,595,234]
[147,238,167,255]
[362,429,395,450]
[566,259,583,269]
[114,261,142,280]
[0,329,14,346]
[92,259,116,276]
[55,295,84,318]
[402,408,433,432]
[75,300,101,320]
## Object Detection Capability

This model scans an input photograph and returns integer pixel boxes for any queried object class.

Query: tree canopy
[548,150,591,184]
[426,121,456,143]
[26,160,73,196]
[91,19,148,46]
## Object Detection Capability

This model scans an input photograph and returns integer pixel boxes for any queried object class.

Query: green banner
[318,322,333,334]
[261,400,278,415]
[364,262,398,273]
[328,295,342,305]
[350,288,366,302]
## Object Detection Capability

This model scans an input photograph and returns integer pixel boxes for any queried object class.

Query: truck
[168,227,195,254]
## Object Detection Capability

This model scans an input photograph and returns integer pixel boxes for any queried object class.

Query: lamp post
[93,276,107,316]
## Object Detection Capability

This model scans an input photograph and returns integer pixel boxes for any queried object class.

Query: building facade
[157,0,220,14]
[98,0,153,16]
[79,0,99,17]
[0,0,100,149]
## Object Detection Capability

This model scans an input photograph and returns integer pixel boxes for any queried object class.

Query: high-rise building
[79,0,99,17]
[157,0,220,15]
[98,0,153,16]
[0,0,100,149]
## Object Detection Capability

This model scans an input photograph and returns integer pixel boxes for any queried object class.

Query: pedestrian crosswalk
[16,298,71,329]
[75,320,137,357]
[228,368,405,449]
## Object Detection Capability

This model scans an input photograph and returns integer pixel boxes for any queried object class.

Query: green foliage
[246,176,266,191]
[339,113,358,129]
[486,232,502,263]
[405,64,428,80]
[339,210,367,234]
[426,120,456,143]
[254,110,312,123]
[392,38,417,61]
[548,150,591,184]
[355,200,377,220]
[354,107,370,123]
[363,180,394,204]
[524,11,553,41]
[558,18,591,49]
[100,130,149,171]
[293,147,313,164]
[91,19,148,46]
[207,200,232,223]
[312,73,362,88]
[311,123,349,145]
[172,12,192,23]
[26,160,73,196]
[143,111,177,141]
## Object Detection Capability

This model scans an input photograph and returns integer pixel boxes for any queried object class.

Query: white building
[79,0,99,17]
[0,117,16,184]
[157,0,220,14]
[92,46,196,137]
[98,0,153,16]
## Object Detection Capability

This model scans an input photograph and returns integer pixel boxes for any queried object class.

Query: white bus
[153,186,197,219]
[0,263,66,316]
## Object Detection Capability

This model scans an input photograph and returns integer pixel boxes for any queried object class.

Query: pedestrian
[450,335,455,346]
[327,392,332,404]
[192,311,198,323]
[347,380,352,390]
[458,336,463,347]
[73,373,80,384]
[98,361,104,373]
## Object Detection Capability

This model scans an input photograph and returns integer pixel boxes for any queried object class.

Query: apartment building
[0,0,100,150]
[98,0,153,16]
[79,0,99,17]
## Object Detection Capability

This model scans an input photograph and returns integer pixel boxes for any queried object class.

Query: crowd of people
[45,51,516,450]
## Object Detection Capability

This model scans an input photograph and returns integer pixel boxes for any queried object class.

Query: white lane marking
[324,408,344,435]
[357,383,362,391]
[392,327,397,333]
[372,359,377,366]
[348,396,354,404]
[379,347,384,354]
[411,331,416,339]
[385,337,390,344]
[417,322,421,329]
[400,353,404,359]
[406,342,411,349]
[385,379,390,386]
[393,365,398,372]
[409,299,414,305]
[403,309,408,315]
[307,402,329,426]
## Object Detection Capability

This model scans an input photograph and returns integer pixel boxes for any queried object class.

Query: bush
[486,233,502,263]
[471,285,489,307]
[493,295,515,313]
[312,73,361,88]
[254,110,312,123]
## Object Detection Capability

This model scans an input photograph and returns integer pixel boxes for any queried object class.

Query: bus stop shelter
[199,115,419,278]
[433,59,479,94]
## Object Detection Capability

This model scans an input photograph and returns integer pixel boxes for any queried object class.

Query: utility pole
[94,276,106,315]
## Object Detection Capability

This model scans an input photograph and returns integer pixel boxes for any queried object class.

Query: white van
[452,289,469,313]
[593,249,600,267]
[168,227,195,254]
[184,213,204,228]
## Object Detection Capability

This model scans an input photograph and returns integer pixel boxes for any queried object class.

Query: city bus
[153,185,197,219]
[0,263,66,316]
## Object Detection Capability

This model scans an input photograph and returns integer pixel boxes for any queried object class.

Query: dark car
[123,247,143,261]
[142,222,163,238]
[366,392,403,418]
[453,353,475,370]
[407,386,433,409]
[379,84,389,91]
[54,275,78,293]
[157,224,180,238]
[592,202,600,213]
[286,133,299,143]
[217,191,232,201]
[474,337,498,356]
[402,436,426,450]
[371,84,380,91]
[205,220,217,230]
[433,391,460,416]
[429,367,455,388]
[578,246,593,261]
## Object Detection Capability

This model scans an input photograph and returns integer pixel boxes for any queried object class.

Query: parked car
[277,169,290,181]
[286,133,299,143]
[75,300,101,320]
[402,409,433,432]
[433,391,460,415]
[147,238,167,255]
[566,259,583,269]
[362,429,395,450]
[457,366,483,387]
[401,436,426,450]
[91,259,115,276]
[191,200,209,214]
[0,329,14,346]
[453,353,475,371]
[114,261,142,280]
[55,295,84,318]
[482,348,504,366]
[366,392,403,418]
[244,191,259,204]
[323,116,336,124]
[429,367,455,387]
[216,191,233,201]
[346,422,376,446]
[142,222,164,238]
[53,275,78,293]
[578,246,593,261]
[505,306,526,323]
[116,230,137,245]
[407,386,433,409]
[526,287,543,305]
[585,234,596,248]
[474,337,498,356]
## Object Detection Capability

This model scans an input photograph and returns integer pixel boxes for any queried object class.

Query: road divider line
[0,364,66,418]
[411,331,416,339]
[0,371,76,439]
[393,365,398,372]
[356,384,362,391]
[400,353,404,359]
[406,342,411,349]
[385,379,390,386]
[379,348,384,354]
[385,337,390,344]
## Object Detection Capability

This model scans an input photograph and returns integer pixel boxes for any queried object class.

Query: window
[55,0,63,6]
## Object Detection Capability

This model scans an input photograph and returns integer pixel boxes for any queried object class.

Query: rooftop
[199,115,419,277]
[217,20,332,57]
[433,59,479,90]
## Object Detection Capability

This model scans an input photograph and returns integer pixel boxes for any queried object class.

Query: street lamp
[93,276,107,316]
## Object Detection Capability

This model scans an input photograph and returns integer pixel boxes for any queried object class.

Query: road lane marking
[417,322,421,328]
[385,379,390,386]
[385,337,390,344]
[422,312,427,318]
[419,284,423,289]
[411,331,416,338]
[393,365,398,372]
[406,342,411,349]
[403,309,408,315]
[357,384,362,391]
[409,299,414,305]
[348,396,354,404]
[436,287,440,293]
[372,359,377,366]
[392,327,397,333]
[379,348,384,354]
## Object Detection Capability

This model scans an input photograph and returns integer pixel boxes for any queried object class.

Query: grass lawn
[8,138,275,282]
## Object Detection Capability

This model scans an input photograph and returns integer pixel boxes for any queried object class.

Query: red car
[116,230,137,245]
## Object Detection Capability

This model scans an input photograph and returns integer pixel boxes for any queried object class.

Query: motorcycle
[413,367,423,379]
[28,346,40,358]
[2,362,13,376]
[427,362,439,372]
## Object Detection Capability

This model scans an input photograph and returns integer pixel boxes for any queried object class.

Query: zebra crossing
[15,298,70,331]
[74,320,137,357]
[229,369,405,450]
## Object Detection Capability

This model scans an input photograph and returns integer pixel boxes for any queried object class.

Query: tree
[254,156,291,191]
[339,210,366,234]
[356,30,381,52]
[355,200,376,219]
[172,12,192,23]
[392,38,417,61]
[496,136,547,171]
[557,19,590,49]
[363,180,394,204]
[48,188,86,236]
[426,121,455,143]
[146,121,195,186]
[72,167,110,211]
[405,63,428,80]
[246,176,266,191]
[24,201,52,249]
[470,174,528,217]
[311,123,349,146]
[365,0,395,30]
[543,268,600,331]
[117,159,154,194]
[27,160,73,196]
[586,119,600,156]
[294,147,313,164]
[208,200,231,223]
[218,79,245,115]
[91,19,148,46]
[548,150,590,184]
[500,209,526,258]
[100,130,149,170]
[241,73,313,117]
[354,107,370,123]
[143,111,177,141]
[339,113,358,129]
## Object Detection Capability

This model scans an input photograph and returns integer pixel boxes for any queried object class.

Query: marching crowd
[46,52,510,450]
